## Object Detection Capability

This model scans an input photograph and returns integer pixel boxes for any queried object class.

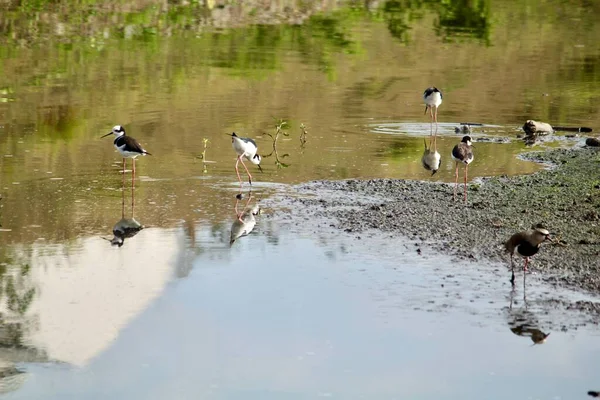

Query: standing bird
[505,223,551,286]
[102,125,151,185]
[229,132,262,185]
[423,87,443,135]
[451,135,474,202]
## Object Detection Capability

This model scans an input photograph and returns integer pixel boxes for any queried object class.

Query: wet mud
[267,146,600,323]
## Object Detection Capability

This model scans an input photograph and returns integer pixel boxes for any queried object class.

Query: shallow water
[0,0,600,398]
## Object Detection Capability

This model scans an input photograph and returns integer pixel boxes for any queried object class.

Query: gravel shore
[274,147,600,297]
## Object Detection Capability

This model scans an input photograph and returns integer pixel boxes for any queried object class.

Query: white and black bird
[229,132,262,185]
[423,87,443,135]
[451,135,474,202]
[505,223,551,286]
[102,125,151,181]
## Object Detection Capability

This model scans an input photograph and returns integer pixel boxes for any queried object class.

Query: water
[0,0,599,398]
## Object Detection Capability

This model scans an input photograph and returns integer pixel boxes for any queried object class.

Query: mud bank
[270,147,600,300]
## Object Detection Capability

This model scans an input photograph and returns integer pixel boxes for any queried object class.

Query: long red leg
[454,162,459,201]
[240,157,253,185]
[132,166,135,213]
[132,158,136,188]
[122,158,126,187]
[121,174,125,219]
[434,106,439,136]
[523,257,529,272]
[464,164,468,202]
[235,156,243,185]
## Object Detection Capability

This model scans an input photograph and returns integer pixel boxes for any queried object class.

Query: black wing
[423,87,442,98]
[121,136,150,154]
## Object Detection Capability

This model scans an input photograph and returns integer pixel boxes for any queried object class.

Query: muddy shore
[269,146,600,301]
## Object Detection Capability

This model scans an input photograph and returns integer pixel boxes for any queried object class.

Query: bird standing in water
[229,132,262,185]
[102,125,151,185]
[423,87,442,135]
[505,223,551,286]
[451,135,474,202]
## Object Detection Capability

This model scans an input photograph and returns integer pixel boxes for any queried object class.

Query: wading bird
[505,223,551,286]
[102,125,151,184]
[423,87,442,135]
[451,135,474,201]
[229,132,262,185]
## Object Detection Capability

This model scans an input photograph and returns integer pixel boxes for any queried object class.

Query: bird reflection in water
[103,174,144,247]
[506,278,550,345]
[421,136,441,176]
[230,190,261,246]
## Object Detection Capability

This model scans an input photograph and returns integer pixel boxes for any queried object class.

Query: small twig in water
[195,138,210,173]
[262,119,290,169]
[300,123,308,147]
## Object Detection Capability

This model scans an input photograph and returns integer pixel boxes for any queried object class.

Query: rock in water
[522,120,553,135]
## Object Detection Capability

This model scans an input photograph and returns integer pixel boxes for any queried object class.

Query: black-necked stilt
[505,223,551,286]
[421,137,441,176]
[229,132,262,185]
[423,87,442,135]
[451,135,474,201]
[102,125,151,184]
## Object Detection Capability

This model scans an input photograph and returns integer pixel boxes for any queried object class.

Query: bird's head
[461,135,473,146]
[102,125,126,138]
[532,223,551,243]
[250,153,262,165]
[251,154,263,172]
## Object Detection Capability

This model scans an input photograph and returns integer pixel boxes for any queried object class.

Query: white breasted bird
[101,125,151,181]
[451,135,474,202]
[423,87,443,135]
[229,132,262,185]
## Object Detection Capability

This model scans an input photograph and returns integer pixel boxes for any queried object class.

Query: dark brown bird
[451,135,474,202]
[505,223,551,286]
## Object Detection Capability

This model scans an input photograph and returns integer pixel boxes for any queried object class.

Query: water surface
[0,0,599,398]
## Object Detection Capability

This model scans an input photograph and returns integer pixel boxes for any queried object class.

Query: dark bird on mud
[423,87,442,135]
[505,223,551,286]
[101,125,151,184]
[451,135,474,202]
[421,138,441,176]
[229,132,262,185]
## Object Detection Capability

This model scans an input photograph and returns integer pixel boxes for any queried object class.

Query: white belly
[116,145,142,159]
[424,91,442,107]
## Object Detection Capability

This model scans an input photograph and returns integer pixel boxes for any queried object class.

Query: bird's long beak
[101,132,112,138]
[257,164,264,173]
[431,169,438,176]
